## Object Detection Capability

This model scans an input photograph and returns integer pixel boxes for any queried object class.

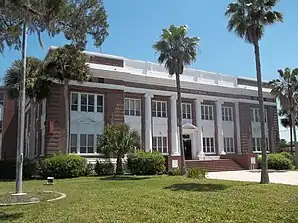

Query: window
[222,106,233,121]
[88,95,95,112]
[152,136,168,153]
[152,101,167,118]
[79,134,95,154]
[81,94,87,112]
[252,137,269,152]
[97,95,103,112]
[71,93,78,111]
[224,137,234,153]
[251,108,267,122]
[96,134,103,153]
[203,137,215,153]
[182,103,192,119]
[201,105,213,120]
[70,134,77,153]
[124,98,141,116]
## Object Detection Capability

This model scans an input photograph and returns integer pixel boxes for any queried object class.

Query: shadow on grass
[101,176,151,181]
[164,183,229,192]
[0,212,23,221]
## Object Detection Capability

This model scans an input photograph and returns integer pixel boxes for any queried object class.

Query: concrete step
[186,159,243,172]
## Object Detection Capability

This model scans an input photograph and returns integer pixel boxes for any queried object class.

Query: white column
[216,100,226,155]
[235,101,242,154]
[171,95,180,156]
[196,98,204,158]
[145,93,153,152]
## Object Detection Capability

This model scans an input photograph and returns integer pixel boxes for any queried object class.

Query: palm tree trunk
[292,114,298,168]
[289,113,294,154]
[64,80,70,153]
[29,98,36,158]
[175,72,187,175]
[116,154,123,175]
[253,40,269,184]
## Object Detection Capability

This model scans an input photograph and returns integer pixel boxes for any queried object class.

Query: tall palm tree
[4,57,52,158]
[269,68,298,167]
[225,0,283,184]
[153,25,200,175]
[44,44,90,152]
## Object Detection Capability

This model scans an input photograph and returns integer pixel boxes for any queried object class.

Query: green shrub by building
[127,150,166,175]
[259,153,295,170]
[94,161,114,176]
[280,152,295,165]
[38,154,88,179]
[168,168,181,176]
[187,168,206,179]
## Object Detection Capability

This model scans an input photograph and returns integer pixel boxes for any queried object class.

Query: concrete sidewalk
[207,170,298,186]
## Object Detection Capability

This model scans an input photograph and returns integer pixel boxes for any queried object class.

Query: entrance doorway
[183,134,192,160]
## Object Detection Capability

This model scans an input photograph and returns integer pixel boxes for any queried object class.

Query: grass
[0,176,297,222]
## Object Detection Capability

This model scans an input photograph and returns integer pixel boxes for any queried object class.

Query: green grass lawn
[0,176,298,223]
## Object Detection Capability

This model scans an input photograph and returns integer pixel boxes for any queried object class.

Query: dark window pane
[71,93,78,111]
[88,95,94,112]
[81,94,87,111]
[97,95,103,106]
[81,105,87,112]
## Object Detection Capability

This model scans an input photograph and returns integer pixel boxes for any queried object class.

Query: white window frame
[222,106,233,121]
[203,137,215,154]
[182,103,192,119]
[201,105,214,120]
[70,133,100,154]
[152,100,167,118]
[224,137,235,153]
[124,98,141,116]
[152,136,168,154]
[71,92,104,113]
[251,108,267,123]
[252,137,269,153]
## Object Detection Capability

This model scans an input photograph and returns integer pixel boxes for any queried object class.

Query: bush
[94,161,114,176]
[84,163,95,176]
[0,158,36,179]
[168,168,181,176]
[258,154,295,170]
[280,152,295,164]
[127,150,166,175]
[38,154,87,179]
[187,168,206,179]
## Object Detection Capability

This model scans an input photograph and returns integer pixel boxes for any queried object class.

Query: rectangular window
[70,134,77,153]
[251,108,267,123]
[88,95,95,112]
[96,134,103,153]
[224,137,234,153]
[152,136,168,153]
[203,137,215,153]
[71,93,78,111]
[124,98,141,116]
[201,105,213,120]
[222,106,233,121]
[252,138,269,152]
[80,134,87,153]
[182,103,192,119]
[72,92,103,113]
[152,101,167,118]
[97,95,103,113]
[81,94,87,112]
[87,134,94,153]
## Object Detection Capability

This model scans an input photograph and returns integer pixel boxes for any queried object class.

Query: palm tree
[98,124,140,175]
[44,44,90,152]
[153,25,200,175]
[225,0,283,184]
[4,57,52,158]
[269,68,298,167]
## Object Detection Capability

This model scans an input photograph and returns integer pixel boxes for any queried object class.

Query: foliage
[94,161,114,176]
[0,158,36,179]
[1,177,298,222]
[225,0,283,44]
[280,152,295,165]
[98,124,140,175]
[279,139,288,148]
[3,56,52,100]
[0,0,108,53]
[258,154,295,170]
[44,44,90,83]
[38,154,87,179]
[153,25,200,75]
[167,168,181,176]
[187,168,206,179]
[279,108,298,129]
[84,163,95,176]
[127,150,166,175]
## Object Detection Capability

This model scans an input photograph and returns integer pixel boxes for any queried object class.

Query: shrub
[280,152,295,164]
[38,154,87,179]
[94,161,114,176]
[168,168,181,176]
[258,154,295,170]
[127,150,166,175]
[84,163,95,176]
[187,168,206,179]
[0,158,36,179]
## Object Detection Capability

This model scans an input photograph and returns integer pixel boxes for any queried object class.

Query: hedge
[258,154,295,170]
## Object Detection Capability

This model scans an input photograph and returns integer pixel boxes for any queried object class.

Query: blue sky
[0,0,296,141]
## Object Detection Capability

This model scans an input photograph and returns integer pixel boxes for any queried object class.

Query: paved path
[207,170,298,186]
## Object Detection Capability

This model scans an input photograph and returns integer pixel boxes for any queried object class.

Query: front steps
[186,159,243,172]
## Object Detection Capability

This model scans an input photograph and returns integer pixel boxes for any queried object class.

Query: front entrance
[183,134,192,160]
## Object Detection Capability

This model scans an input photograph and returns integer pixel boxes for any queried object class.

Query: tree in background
[270,68,298,167]
[4,57,52,158]
[153,25,200,175]
[279,139,288,149]
[98,124,140,175]
[225,0,283,184]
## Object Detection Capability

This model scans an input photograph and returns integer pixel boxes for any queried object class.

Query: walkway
[207,170,298,186]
